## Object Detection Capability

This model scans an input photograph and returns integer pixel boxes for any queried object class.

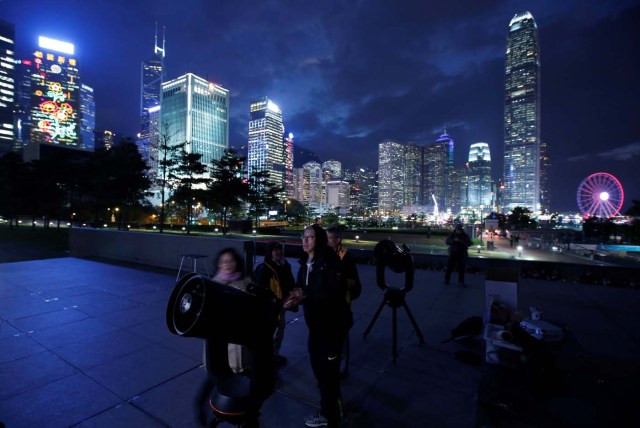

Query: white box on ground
[484,268,519,311]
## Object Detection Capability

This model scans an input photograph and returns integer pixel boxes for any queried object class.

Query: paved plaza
[1,256,639,427]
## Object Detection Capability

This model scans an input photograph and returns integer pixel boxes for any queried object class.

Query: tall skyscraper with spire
[423,132,454,211]
[138,24,165,170]
[503,11,542,212]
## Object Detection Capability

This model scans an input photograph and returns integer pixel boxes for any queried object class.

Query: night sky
[2,0,639,213]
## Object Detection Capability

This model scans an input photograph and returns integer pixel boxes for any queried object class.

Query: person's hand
[283,288,303,308]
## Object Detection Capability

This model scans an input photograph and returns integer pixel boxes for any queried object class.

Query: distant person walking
[444,225,472,286]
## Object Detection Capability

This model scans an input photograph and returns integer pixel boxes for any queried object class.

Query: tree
[206,149,249,234]
[507,206,537,230]
[170,144,209,233]
[89,141,152,229]
[282,198,306,225]
[0,152,25,227]
[153,125,182,233]
[245,170,282,227]
[625,199,640,217]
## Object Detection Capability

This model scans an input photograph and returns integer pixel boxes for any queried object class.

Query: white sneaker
[304,412,329,427]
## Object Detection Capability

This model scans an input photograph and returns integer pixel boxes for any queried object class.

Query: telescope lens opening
[180,293,193,313]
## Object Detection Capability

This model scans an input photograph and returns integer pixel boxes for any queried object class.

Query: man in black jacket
[285,224,352,428]
[444,224,472,286]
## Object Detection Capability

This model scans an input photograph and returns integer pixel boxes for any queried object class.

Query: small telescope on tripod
[363,239,426,363]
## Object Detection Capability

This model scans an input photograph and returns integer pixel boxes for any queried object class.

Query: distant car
[499,229,507,237]
[527,238,543,249]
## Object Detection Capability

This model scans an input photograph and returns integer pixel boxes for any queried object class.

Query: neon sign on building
[29,36,80,147]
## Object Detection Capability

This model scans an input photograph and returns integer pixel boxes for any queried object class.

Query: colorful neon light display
[30,43,80,146]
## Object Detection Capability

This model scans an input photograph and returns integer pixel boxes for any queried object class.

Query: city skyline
[1,0,639,212]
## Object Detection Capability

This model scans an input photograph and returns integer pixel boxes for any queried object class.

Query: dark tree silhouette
[206,148,249,234]
[170,144,208,234]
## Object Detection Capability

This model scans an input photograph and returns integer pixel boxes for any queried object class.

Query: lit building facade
[322,160,342,180]
[404,143,421,206]
[247,97,286,194]
[423,133,454,211]
[325,180,350,216]
[467,142,492,208]
[26,36,81,160]
[503,11,541,212]
[94,129,115,151]
[0,19,15,153]
[79,84,95,151]
[284,132,294,198]
[301,161,323,204]
[344,166,378,216]
[13,58,32,152]
[378,140,404,213]
[160,73,229,169]
[147,105,161,179]
[138,27,165,165]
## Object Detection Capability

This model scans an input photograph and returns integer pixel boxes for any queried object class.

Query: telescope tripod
[363,287,426,363]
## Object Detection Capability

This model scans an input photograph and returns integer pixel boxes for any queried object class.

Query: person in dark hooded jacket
[253,241,296,365]
[285,224,352,428]
[444,224,472,285]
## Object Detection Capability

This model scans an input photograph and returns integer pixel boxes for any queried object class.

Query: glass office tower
[79,84,95,151]
[503,11,541,212]
[467,142,492,208]
[423,132,454,211]
[247,97,286,194]
[378,140,404,213]
[0,19,16,153]
[138,27,165,165]
[160,73,229,170]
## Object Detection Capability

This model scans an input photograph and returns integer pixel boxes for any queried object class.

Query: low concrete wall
[69,228,252,274]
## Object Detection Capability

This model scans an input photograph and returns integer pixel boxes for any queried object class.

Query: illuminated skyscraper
[160,73,229,169]
[284,132,294,197]
[138,26,165,165]
[344,166,378,216]
[13,58,33,152]
[423,132,454,211]
[79,84,95,151]
[247,97,286,193]
[25,36,81,160]
[467,142,492,208]
[322,160,342,180]
[0,20,16,153]
[378,140,404,213]
[404,143,421,206]
[503,11,541,211]
[301,161,323,204]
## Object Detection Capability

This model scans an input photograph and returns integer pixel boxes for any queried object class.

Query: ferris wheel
[576,172,624,218]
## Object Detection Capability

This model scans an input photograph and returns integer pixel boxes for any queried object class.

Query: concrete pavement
[1,256,639,427]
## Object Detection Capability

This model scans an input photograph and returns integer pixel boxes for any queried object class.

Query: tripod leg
[392,306,398,364]
[363,298,387,338]
[402,301,426,345]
